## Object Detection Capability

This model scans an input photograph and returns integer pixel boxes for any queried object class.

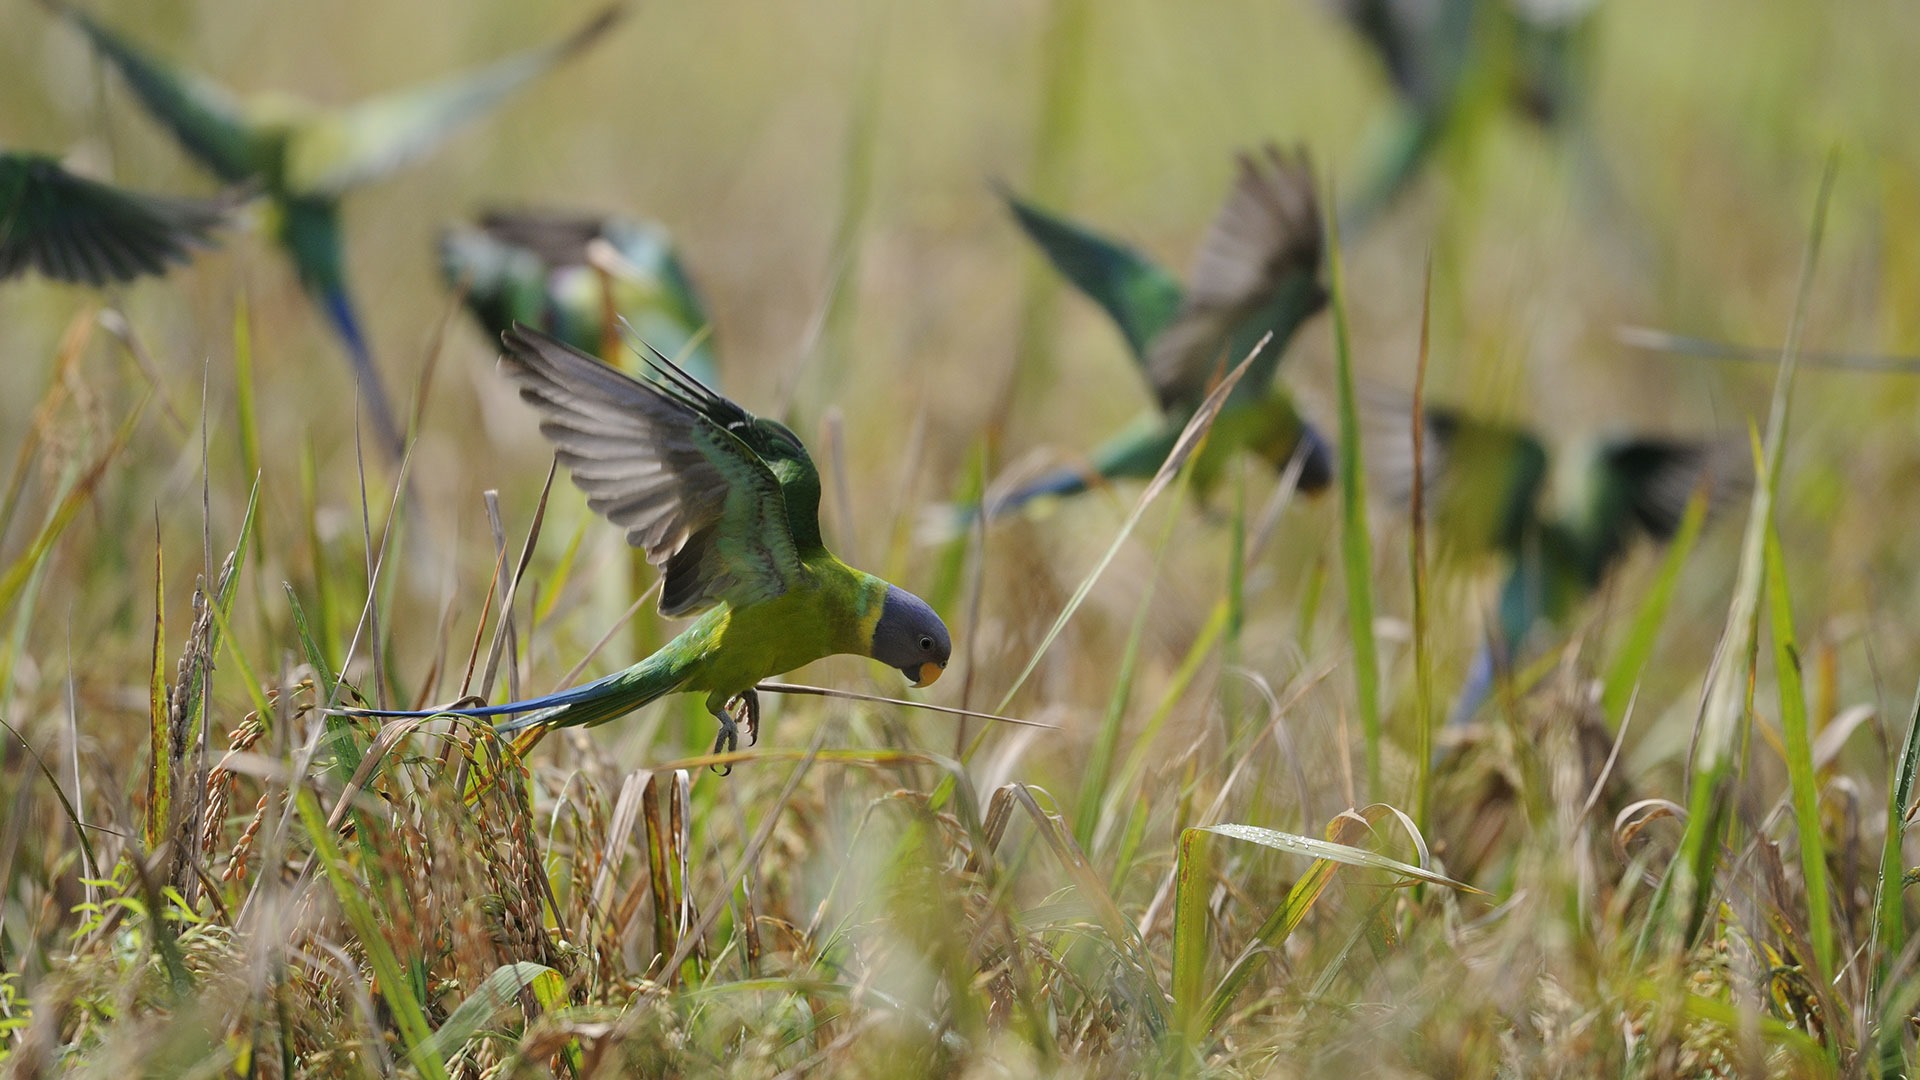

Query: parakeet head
[871,587,950,687]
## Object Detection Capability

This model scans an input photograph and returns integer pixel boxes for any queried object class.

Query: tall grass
[1,2,1915,1075]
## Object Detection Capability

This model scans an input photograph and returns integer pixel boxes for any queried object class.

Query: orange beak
[912,661,944,688]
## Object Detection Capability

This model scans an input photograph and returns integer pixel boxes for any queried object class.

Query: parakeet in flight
[1372,401,1744,725]
[1326,0,1602,230]
[46,0,625,457]
[440,209,720,389]
[1,149,230,285]
[982,144,1333,519]
[346,324,951,757]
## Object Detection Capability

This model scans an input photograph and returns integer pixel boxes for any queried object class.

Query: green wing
[1563,436,1746,585]
[50,4,264,183]
[0,151,228,284]
[1369,398,1549,561]
[1145,145,1326,413]
[498,323,801,617]
[1000,186,1184,364]
[286,5,623,194]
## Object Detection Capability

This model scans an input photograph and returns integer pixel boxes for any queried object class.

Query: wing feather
[51,4,263,183]
[498,324,800,616]
[0,152,229,285]
[288,6,623,194]
[1146,145,1326,412]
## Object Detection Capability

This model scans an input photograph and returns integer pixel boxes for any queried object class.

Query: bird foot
[731,690,760,748]
[707,691,759,775]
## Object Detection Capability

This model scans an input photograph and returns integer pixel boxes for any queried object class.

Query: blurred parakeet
[439,209,720,389]
[346,324,951,756]
[1373,403,1744,725]
[48,1,625,456]
[983,144,1333,519]
[1328,0,1601,229]
[1,149,230,284]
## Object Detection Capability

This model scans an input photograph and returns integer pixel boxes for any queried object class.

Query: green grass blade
[1170,826,1214,1041]
[146,526,169,852]
[232,290,262,530]
[992,340,1262,714]
[1195,822,1473,891]
[1409,259,1435,829]
[0,395,147,620]
[1075,482,1182,850]
[1664,158,1833,950]
[1182,813,1475,1038]
[1097,600,1229,850]
[1599,487,1709,728]
[1764,501,1832,978]
[1872,678,1920,1040]
[418,961,563,1066]
[1324,185,1382,796]
[295,789,447,1080]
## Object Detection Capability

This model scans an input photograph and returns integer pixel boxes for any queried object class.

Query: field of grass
[5,0,1920,1074]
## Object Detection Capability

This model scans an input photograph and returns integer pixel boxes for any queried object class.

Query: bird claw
[707,691,759,776]
[709,713,737,775]
[735,690,760,748]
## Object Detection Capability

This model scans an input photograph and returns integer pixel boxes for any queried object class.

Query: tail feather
[985,465,1096,519]
[318,285,407,460]
[339,663,684,734]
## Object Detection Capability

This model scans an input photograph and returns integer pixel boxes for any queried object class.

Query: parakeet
[439,209,719,389]
[982,144,1333,519]
[1328,0,1602,230]
[1372,402,1744,725]
[47,0,625,457]
[344,324,951,756]
[1,149,229,284]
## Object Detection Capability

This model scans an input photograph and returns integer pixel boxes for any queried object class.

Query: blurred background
[5,0,1918,774]
[8,0,1920,1068]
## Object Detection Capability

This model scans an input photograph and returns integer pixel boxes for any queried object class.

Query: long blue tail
[983,466,1096,520]
[319,285,407,460]
[339,661,685,734]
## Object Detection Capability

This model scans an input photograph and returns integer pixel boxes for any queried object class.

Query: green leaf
[418,961,564,1066]
[1323,190,1382,796]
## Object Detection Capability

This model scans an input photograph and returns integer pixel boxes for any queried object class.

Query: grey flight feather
[497,324,801,617]
[1146,144,1325,411]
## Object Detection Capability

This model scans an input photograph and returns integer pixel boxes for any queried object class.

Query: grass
[4,0,1920,1075]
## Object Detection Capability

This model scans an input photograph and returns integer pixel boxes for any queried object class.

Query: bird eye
[918,635,935,652]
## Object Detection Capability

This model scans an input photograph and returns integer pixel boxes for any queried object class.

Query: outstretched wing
[498,323,801,617]
[1575,436,1748,575]
[1146,145,1326,413]
[1368,393,1549,560]
[0,152,228,284]
[49,3,263,183]
[287,5,624,194]
[999,185,1184,364]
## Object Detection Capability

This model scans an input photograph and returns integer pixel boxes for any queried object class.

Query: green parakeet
[1,149,229,284]
[439,209,719,389]
[47,0,625,456]
[1373,401,1744,725]
[1327,0,1602,230]
[981,144,1333,520]
[345,324,951,757]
